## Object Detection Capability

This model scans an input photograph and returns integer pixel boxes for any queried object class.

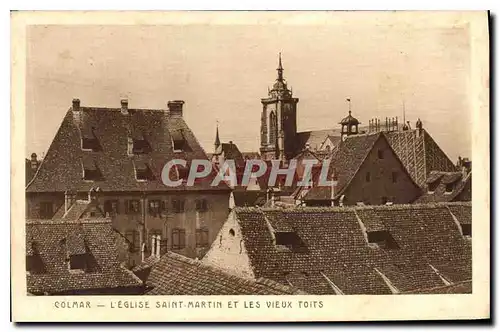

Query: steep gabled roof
[385,129,456,187]
[295,129,341,153]
[145,251,305,295]
[231,202,471,295]
[302,132,382,201]
[26,219,143,294]
[26,104,230,193]
[214,142,245,166]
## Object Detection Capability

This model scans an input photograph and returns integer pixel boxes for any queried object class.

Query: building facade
[26,98,231,266]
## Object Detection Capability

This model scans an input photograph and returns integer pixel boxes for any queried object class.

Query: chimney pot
[168,100,185,117]
[72,99,80,112]
[121,99,129,114]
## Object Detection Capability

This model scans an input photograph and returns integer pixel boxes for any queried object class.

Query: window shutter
[161,200,167,213]
[180,229,186,248]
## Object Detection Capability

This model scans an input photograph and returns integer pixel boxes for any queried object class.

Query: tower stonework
[260,54,299,161]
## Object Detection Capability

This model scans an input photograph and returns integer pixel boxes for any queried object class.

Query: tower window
[269,111,277,145]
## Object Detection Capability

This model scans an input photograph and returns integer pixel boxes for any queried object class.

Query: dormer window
[175,164,189,182]
[275,231,308,253]
[82,157,101,181]
[26,241,44,274]
[134,160,152,181]
[367,230,399,249]
[170,129,187,152]
[461,223,471,237]
[80,126,99,151]
[66,234,93,273]
[445,183,454,193]
[132,132,149,154]
[427,181,439,193]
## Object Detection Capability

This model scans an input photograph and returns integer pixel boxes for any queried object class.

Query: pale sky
[26,15,472,162]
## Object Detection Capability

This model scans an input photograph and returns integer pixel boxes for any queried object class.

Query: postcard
[11,10,490,322]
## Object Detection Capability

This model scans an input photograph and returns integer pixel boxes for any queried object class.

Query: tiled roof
[145,252,305,295]
[26,219,143,294]
[302,132,382,201]
[52,199,104,220]
[415,171,471,203]
[214,142,245,166]
[407,280,472,294]
[232,202,471,295]
[385,129,456,187]
[26,103,230,193]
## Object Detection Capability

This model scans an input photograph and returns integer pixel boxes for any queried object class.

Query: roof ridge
[234,201,470,213]
[26,218,112,225]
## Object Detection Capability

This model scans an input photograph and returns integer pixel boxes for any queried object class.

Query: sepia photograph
[11,10,489,322]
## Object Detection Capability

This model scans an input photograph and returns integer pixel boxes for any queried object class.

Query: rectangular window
[135,161,151,181]
[392,171,398,183]
[381,196,388,205]
[39,202,53,219]
[377,149,384,159]
[461,224,471,237]
[148,200,161,217]
[365,172,371,182]
[69,254,87,271]
[171,228,186,250]
[195,199,208,212]
[172,199,185,213]
[125,200,141,214]
[196,228,209,247]
[125,230,141,252]
[428,181,439,193]
[104,200,120,216]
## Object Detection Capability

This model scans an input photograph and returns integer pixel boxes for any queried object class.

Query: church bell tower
[259,53,299,161]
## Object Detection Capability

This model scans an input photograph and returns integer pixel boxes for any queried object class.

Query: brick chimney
[121,99,129,115]
[30,153,38,170]
[72,98,81,123]
[168,100,185,117]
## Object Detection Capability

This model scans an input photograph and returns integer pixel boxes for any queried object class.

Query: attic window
[367,230,399,249]
[69,254,88,271]
[377,149,384,159]
[82,157,101,181]
[171,129,187,152]
[365,172,371,182]
[175,164,189,181]
[81,126,99,151]
[134,160,152,181]
[275,231,308,253]
[132,131,149,154]
[427,181,439,193]
[461,223,471,237]
[445,183,454,193]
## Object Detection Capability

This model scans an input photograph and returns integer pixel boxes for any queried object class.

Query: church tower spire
[260,53,299,161]
[214,121,221,151]
[277,52,284,82]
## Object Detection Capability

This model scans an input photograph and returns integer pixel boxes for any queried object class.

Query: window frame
[171,228,186,250]
[196,227,209,247]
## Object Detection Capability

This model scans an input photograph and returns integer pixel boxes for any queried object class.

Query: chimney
[72,98,81,124]
[72,98,80,112]
[156,235,161,258]
[121,99,129,115]
[30,153,38,170]
[64,190,76,214]
[168,100,185,117]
